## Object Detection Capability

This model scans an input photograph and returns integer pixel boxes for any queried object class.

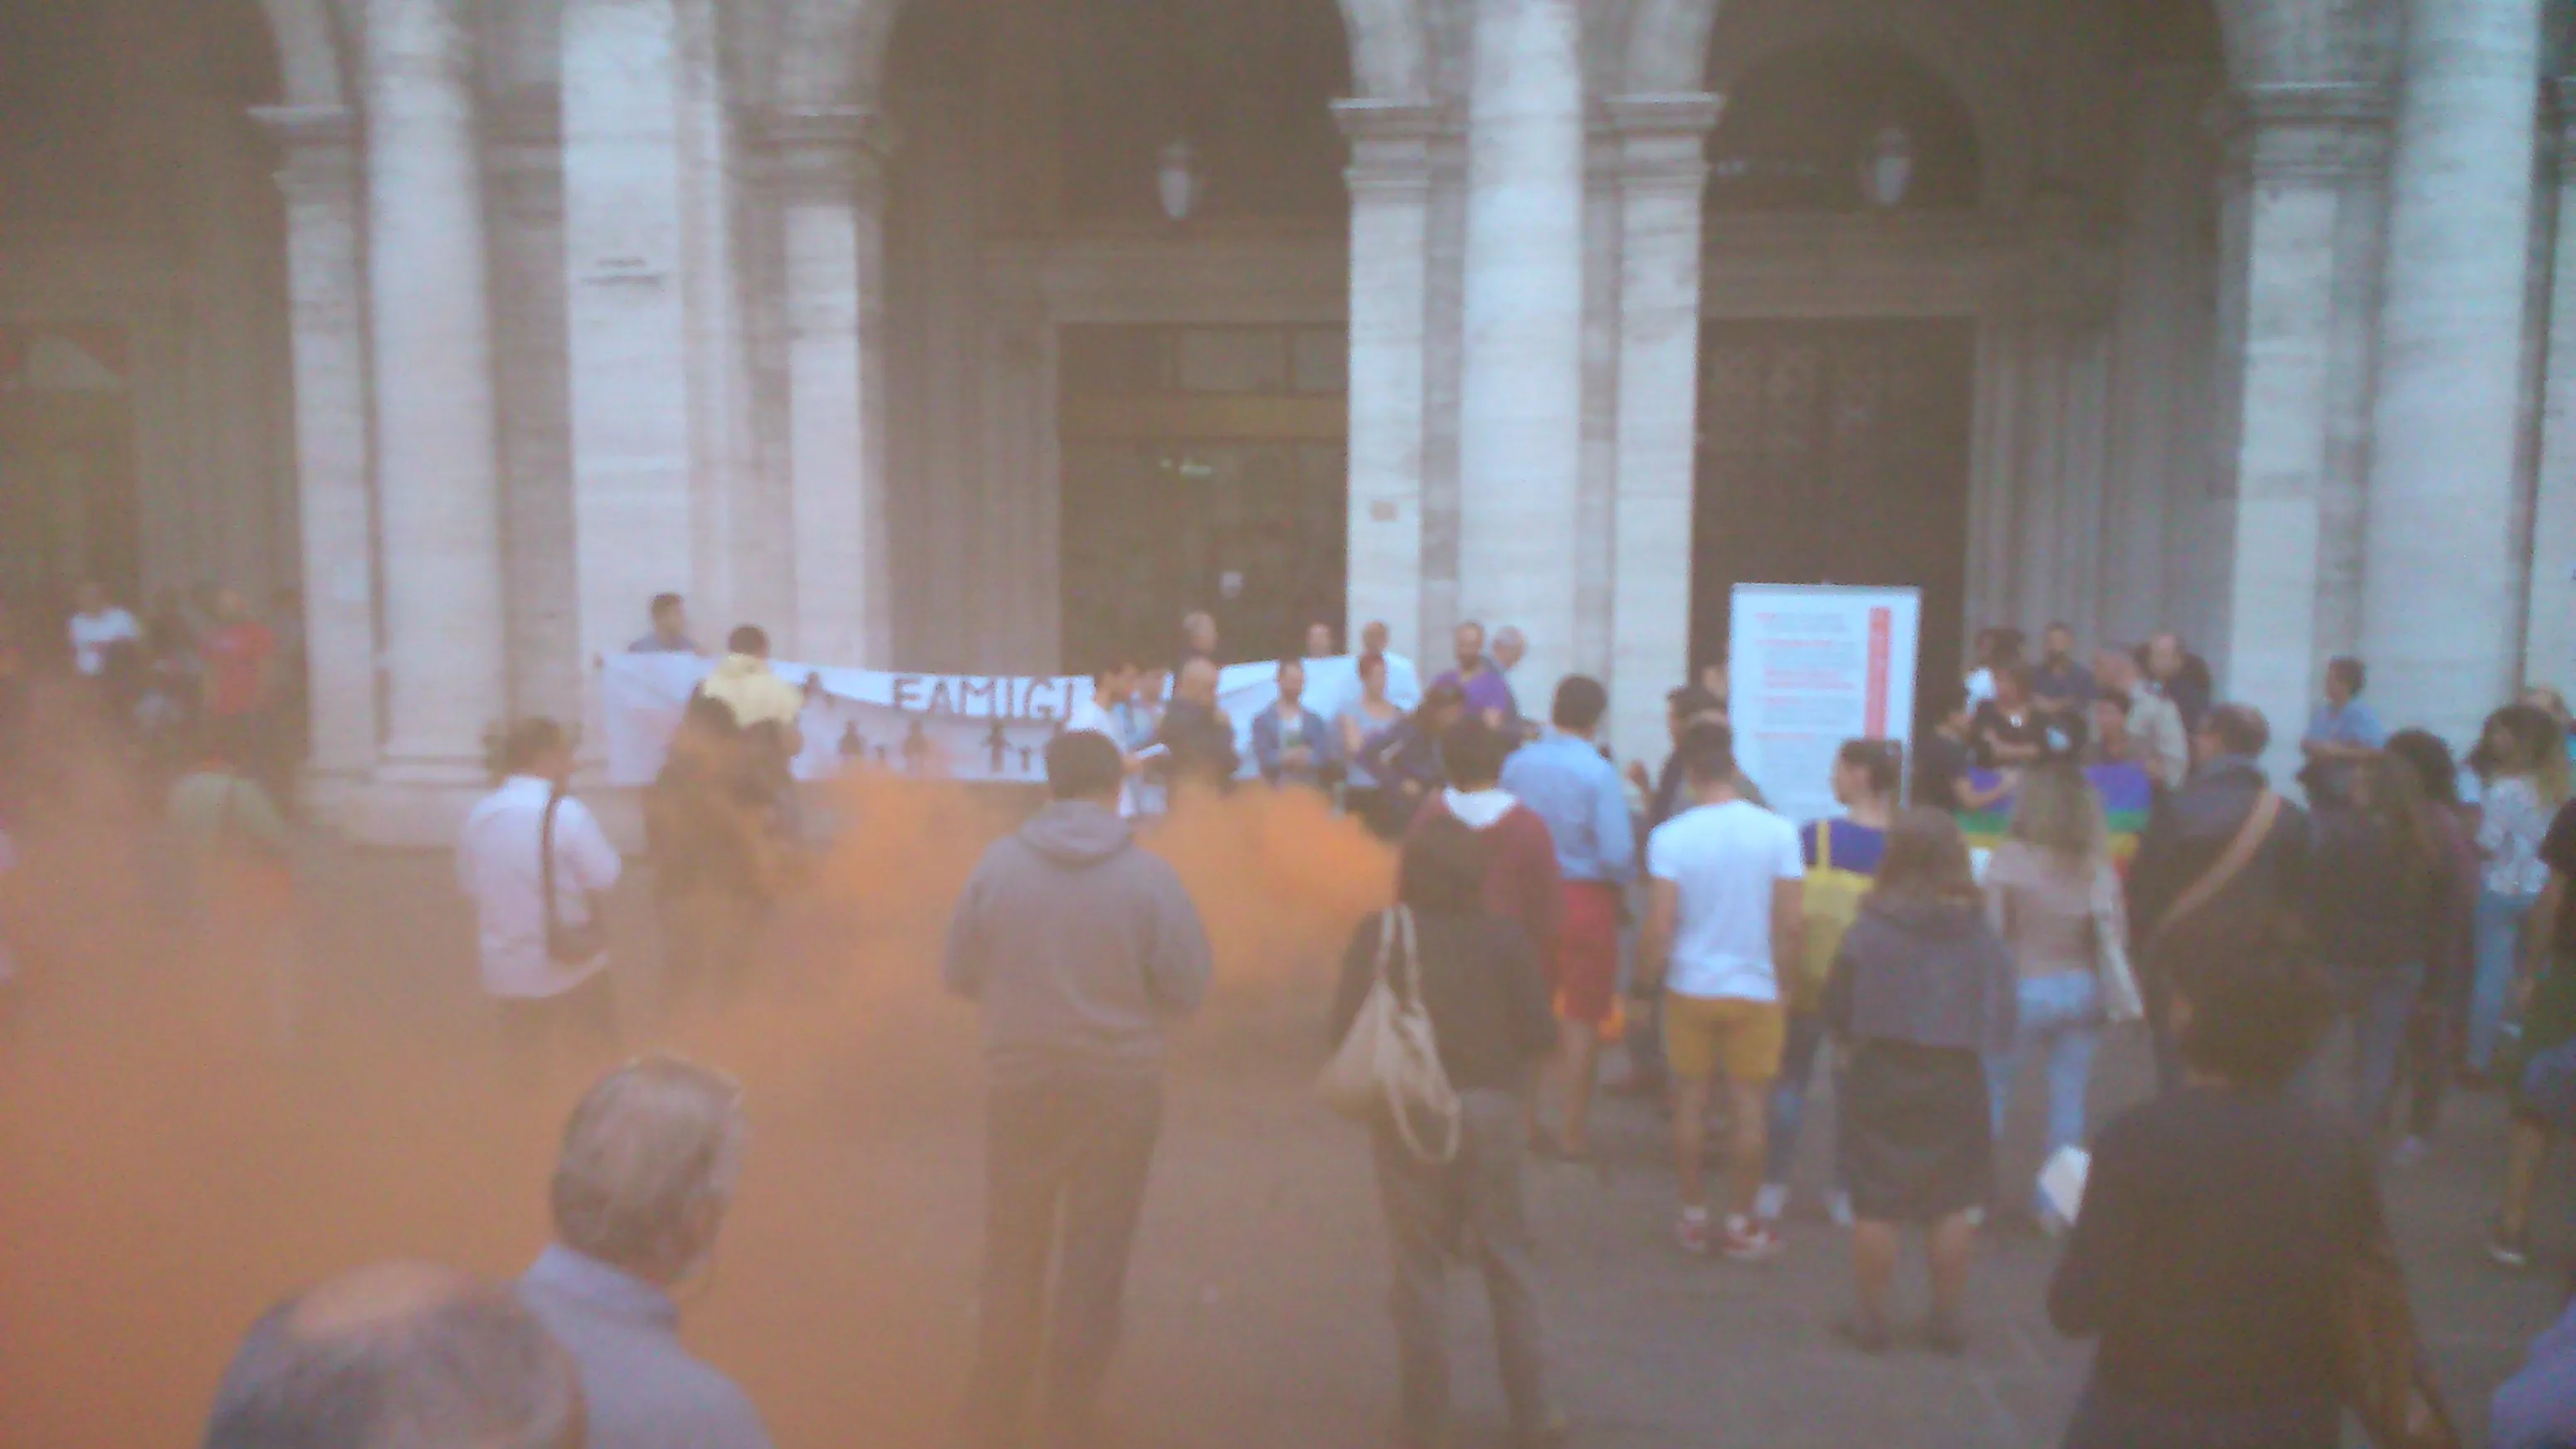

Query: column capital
[2213,83,2392,183]
[250,105,358,200]
[768,106,894,208]
[1334,100,1449,197]
[1603,91,1725,139]
[1603,92,1720,193]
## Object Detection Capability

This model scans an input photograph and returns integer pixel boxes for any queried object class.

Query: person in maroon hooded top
[1408,717,1562,990]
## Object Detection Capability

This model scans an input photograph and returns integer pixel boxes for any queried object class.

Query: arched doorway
[879,0,1357,672]
[0,0,298,646]
[1690,38,1984,728]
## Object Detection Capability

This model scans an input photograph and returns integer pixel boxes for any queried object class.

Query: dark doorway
[1691,320,1975,739]
[1059,324,1348,667]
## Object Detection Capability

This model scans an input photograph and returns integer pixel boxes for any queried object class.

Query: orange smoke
[0,744,1393,1448]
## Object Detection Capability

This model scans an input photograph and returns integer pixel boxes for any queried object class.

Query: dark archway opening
[0,0,287,639]
[1691,40,1983,742]
[882,0,1354,672]
[1705,40,1981,215]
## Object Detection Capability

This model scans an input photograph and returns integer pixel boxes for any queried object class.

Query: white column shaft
[365,0,506,772]
[1607,94,1719,772]
[778,110,884,667]
[2527,80,2576,696]
[2362,0,2545,743]
[2212,95,2349,780]
[1456,0,1584,692]
[255,106,378,778]
[564,0,698,691]
[1336,101,1437,662]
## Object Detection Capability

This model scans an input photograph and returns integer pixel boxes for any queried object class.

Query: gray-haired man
[519,1054,772,1449]
[205,1261,583,1449]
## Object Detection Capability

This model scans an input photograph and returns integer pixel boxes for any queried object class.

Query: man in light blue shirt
[1499,674,1637,1159]
[518,1056,773,1449]
[2300,655,2385,806]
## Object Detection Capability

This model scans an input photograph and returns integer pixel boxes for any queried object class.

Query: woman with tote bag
[1326,814,1562,1449]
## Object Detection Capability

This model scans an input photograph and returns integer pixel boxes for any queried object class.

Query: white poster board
[1725,584,1922,828]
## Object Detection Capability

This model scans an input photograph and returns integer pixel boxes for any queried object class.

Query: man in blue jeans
[944,731,1213,1449]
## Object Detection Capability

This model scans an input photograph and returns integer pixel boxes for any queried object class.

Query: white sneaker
[1752,1183,1790,1222]
[1827,1191,1855,1228]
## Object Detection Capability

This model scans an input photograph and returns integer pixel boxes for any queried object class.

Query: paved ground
[6,815,2574,1448]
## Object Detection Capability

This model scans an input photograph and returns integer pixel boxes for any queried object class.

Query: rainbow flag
[1959,764,2154,869]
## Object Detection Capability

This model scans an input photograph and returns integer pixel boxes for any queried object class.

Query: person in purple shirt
[1500,675,1638,1158]
[1432,621,1518,730]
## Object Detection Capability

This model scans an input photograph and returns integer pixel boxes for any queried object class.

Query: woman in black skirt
[1823,808,2019,1353]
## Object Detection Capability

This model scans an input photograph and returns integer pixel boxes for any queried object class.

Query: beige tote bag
[1317,906,1461,1164]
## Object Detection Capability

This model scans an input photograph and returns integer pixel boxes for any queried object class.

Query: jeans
[1375,1089,1552,1445]
[2347,963,2424,1131]
[2471,889,2542,1071]
[1986,972,2101,1212]
[1766,1011,1832,1187]
[968,1074,1164,1449]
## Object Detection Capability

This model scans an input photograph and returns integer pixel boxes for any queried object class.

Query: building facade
[1,0,2570,841]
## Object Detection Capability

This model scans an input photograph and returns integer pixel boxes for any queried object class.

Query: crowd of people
[17,578,2576,1449]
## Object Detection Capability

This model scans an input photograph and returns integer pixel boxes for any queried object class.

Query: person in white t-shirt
[66,581,140,679]
[1642,723,1806,1263]
[1063,658,1145,816]
[457,719,623,1084]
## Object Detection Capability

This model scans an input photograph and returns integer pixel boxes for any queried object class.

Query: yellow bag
[1798,822,1873,1008]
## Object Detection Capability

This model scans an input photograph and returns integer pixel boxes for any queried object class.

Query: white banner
[1725,584,1922,828]
[598,651,1407,788]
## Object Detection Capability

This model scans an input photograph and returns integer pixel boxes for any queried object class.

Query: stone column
[564,0,707,690]
[364,0,507,782]
[251,104,378,785]
[1456,0,1584,693]
[2361,0,2545,744]
[2101,64,2222,642]
[2527,76,2576,695]
[1605,92,1720,770]
[2208,88,2372,778]
[1334,100,1438,661]
[490,95,579,727]
[774,107,889,667]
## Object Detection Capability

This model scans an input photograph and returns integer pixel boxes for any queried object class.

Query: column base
[305,765,491,849]
[304,768,649,852]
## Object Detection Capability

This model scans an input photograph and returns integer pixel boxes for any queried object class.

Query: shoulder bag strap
[1815,820,1831,871]
[2159,789,2281,943]
[1374,906,1399,992]
[541,792,564,937]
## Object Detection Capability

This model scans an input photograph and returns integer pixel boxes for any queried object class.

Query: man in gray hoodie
[944,729,1213,1449]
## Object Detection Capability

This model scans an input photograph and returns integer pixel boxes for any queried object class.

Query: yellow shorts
[1661,993,1787,1085]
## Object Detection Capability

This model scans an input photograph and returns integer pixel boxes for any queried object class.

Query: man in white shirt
[1641,723,1805,1263]
[1064,658,1146,814]
[458,719,623,1081]
[66,581,139,678]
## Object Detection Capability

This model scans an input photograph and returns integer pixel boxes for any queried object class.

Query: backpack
[1799,822,1873,1003]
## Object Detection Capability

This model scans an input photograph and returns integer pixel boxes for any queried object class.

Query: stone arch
[783,0,1429,109]
[255,0,349,106]
[1631,0,2320,95]
[1700,2,2036,207]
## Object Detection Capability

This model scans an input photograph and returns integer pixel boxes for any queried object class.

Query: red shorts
[1553,881,1623,1027]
